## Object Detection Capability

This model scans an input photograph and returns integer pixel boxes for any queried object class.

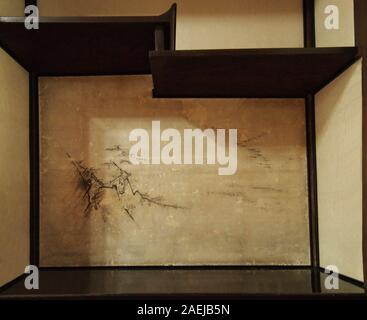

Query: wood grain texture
[39,75,310,267]
[0,48,29,286]
[316,60,363,282]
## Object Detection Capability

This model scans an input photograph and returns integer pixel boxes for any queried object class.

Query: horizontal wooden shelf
[150,47,359,98]
[0,4,176,75]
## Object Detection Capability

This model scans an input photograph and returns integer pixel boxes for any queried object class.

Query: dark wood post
[354,0,367,291]
[303,0,320,292]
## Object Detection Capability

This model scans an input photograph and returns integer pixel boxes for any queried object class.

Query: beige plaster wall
[38,0,304,49]
[316,59,363,281]
[0,48,29,286]
[39,75,310,267]
[0,0,24,16]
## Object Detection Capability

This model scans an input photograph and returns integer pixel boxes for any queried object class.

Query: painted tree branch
[66,153,184,223]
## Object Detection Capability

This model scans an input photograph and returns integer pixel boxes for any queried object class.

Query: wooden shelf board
[149,47,359,98]
[0,4,176,75]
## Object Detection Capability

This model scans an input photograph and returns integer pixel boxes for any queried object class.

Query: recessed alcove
[38,75,309,267]
[0,0,366,298]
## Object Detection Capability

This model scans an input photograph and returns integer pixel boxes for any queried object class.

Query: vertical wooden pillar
[29,73,39,266]
[354,0,367,291]
[305,95,320,264]
[167,3,177,50]
[303,0,315,47]
[303,0,320,292]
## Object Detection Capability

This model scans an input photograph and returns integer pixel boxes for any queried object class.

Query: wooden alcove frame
[0,0,365,297]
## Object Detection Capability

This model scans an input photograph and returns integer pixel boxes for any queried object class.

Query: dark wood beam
[354,0,367,291]
[0,14,177,75]
[303,0,315,48]
[303,1,320,282]
[168,3,177,50]
[29,73,39,266]
[305,94,320,270]
[154,25,165,51]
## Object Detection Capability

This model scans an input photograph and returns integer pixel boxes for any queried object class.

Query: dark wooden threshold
[0,266,364,299]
